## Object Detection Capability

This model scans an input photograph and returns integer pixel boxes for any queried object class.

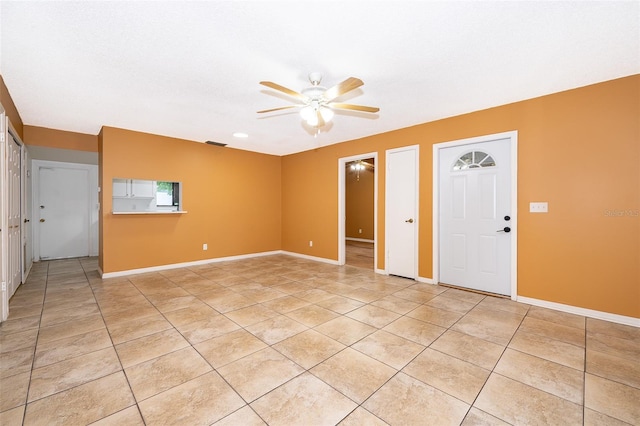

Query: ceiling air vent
[205,141,227,147]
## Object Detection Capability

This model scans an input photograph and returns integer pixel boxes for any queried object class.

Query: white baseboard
[345,237,375,243]
[101,250,282,278]
[517,296,640,328]
[375,268,387,275]
[280,251,340,265]
[101,250,343,279]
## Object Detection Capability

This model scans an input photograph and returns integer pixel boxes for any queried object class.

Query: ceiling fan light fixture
[319,106,334,123]
[350,161,365,171]
[307,114,319,127]
[300,105,314,121]
[301,107,320,127]
[300,104,333,127]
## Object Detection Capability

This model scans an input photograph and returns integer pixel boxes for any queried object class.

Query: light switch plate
[530,202,548,213]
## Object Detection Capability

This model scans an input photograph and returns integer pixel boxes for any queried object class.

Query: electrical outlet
[203,243,208,250]
[309,240,313,247]
[530,202,548,213]
[358,228,362,234]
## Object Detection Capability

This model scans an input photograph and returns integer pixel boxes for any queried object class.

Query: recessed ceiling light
[233,132,248,138]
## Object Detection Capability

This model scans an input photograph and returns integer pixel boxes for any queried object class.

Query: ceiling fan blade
[259,81,307,101]
[323,77,363,101]
[330,102,380,113]
[257,105,298,114]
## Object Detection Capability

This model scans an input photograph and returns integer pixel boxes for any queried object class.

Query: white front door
[39,167,90,259]
[8,135,21,297]
[386,145,418,279]
[439,138,512,295]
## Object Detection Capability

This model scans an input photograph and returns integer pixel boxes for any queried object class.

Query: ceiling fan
[258,72,379,128]
[348,159,374,181]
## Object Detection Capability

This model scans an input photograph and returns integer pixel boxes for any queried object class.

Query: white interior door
[0,111,4,322]
[8,135,21,297]
[439,138,511,295]
[386,146,418,279]
[39,167,90,259]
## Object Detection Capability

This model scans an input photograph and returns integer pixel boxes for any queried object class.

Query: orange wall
[346,161,375,240]
[0,75,24,139]
[24,125,98,152]
[99,127,282,273]
[282,75,639,318]
[2,73,637,318]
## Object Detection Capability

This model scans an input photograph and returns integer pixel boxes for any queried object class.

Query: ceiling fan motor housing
[302,86,327,102]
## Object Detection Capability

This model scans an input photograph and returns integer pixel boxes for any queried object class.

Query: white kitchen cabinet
[112,179,155,198]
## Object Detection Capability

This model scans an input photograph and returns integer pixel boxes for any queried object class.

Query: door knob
[405,218,414,223]
[40,219,45,223]
[497,226,511,233]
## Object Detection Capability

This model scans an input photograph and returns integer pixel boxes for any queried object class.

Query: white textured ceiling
[1,1,638,156]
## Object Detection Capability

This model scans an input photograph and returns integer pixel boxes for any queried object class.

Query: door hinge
[1,281,6,292]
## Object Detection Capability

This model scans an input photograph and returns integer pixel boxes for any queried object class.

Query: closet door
[7,134,22,297]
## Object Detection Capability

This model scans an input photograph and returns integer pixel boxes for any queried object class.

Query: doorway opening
[338,152,377,270]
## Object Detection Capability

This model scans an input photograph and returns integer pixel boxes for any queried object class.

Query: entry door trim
[433,131,518,299]
[385,144,419,278]
[338,151,378,269]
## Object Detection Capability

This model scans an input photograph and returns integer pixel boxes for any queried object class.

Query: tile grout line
[88,273,147,425]
[21,260,50,421]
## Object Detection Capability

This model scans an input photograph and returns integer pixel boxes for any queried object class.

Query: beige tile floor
[345,241,373,270]
[0,255,638,425]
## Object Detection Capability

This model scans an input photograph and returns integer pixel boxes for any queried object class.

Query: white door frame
[0,108,7,322]
[21,146,32,281]
[32,160,99,261]
[338,151,378,269]
[385,145,419,278]
[433,131,518,299]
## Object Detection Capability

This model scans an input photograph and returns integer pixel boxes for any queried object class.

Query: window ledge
[112,196,156,200]
[112,211,188,215]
